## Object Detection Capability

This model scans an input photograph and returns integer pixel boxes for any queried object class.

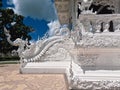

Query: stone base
[20,48,120,89]
[20,61,120,89]
[68,62,120,89]
[20,61,70,74]
[20,61,71,89]
[70,47,120,89]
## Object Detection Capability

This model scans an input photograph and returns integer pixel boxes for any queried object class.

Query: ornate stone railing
[23,37,64,63]
[79,14,120,33]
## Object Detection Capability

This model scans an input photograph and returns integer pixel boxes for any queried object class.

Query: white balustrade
[79,14,120,33]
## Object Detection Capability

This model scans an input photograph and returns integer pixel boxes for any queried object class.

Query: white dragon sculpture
[4,23,71,66]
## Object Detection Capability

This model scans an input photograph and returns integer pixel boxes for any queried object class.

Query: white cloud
[10,0,58,21]
[47,20,60,36]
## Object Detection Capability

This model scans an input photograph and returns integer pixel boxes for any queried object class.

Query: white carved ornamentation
[78,0,96,15]
[78,33,120,48]
[69,57,120,89]
[115,24,120,32]
[103,23,110,32]
[95,24,101,33]
[71,78,120,89]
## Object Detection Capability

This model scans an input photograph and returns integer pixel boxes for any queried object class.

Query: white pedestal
[20,48,120,89]
[20,61,70,74]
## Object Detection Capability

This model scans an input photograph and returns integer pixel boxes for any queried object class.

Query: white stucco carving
[4,24,71,64]
[115,24,120,32]
[77,32,120,48]
[103,23,110,32]
[71,78,120,89]
[95,24,101,33]
[78,0,96,14]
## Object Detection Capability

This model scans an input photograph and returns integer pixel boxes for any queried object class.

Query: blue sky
[2,0,58,40]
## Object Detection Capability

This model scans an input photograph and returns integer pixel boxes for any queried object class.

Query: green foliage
[0,8,34,54]
[0,56,19,61]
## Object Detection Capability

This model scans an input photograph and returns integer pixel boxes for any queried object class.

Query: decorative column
[103,23,110,32]
[95,24,101,33]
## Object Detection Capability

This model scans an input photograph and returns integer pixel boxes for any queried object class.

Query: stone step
[20,61,70,74]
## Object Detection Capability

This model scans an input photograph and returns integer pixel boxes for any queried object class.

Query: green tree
[0,1,1,8]
[0,8,34,54]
